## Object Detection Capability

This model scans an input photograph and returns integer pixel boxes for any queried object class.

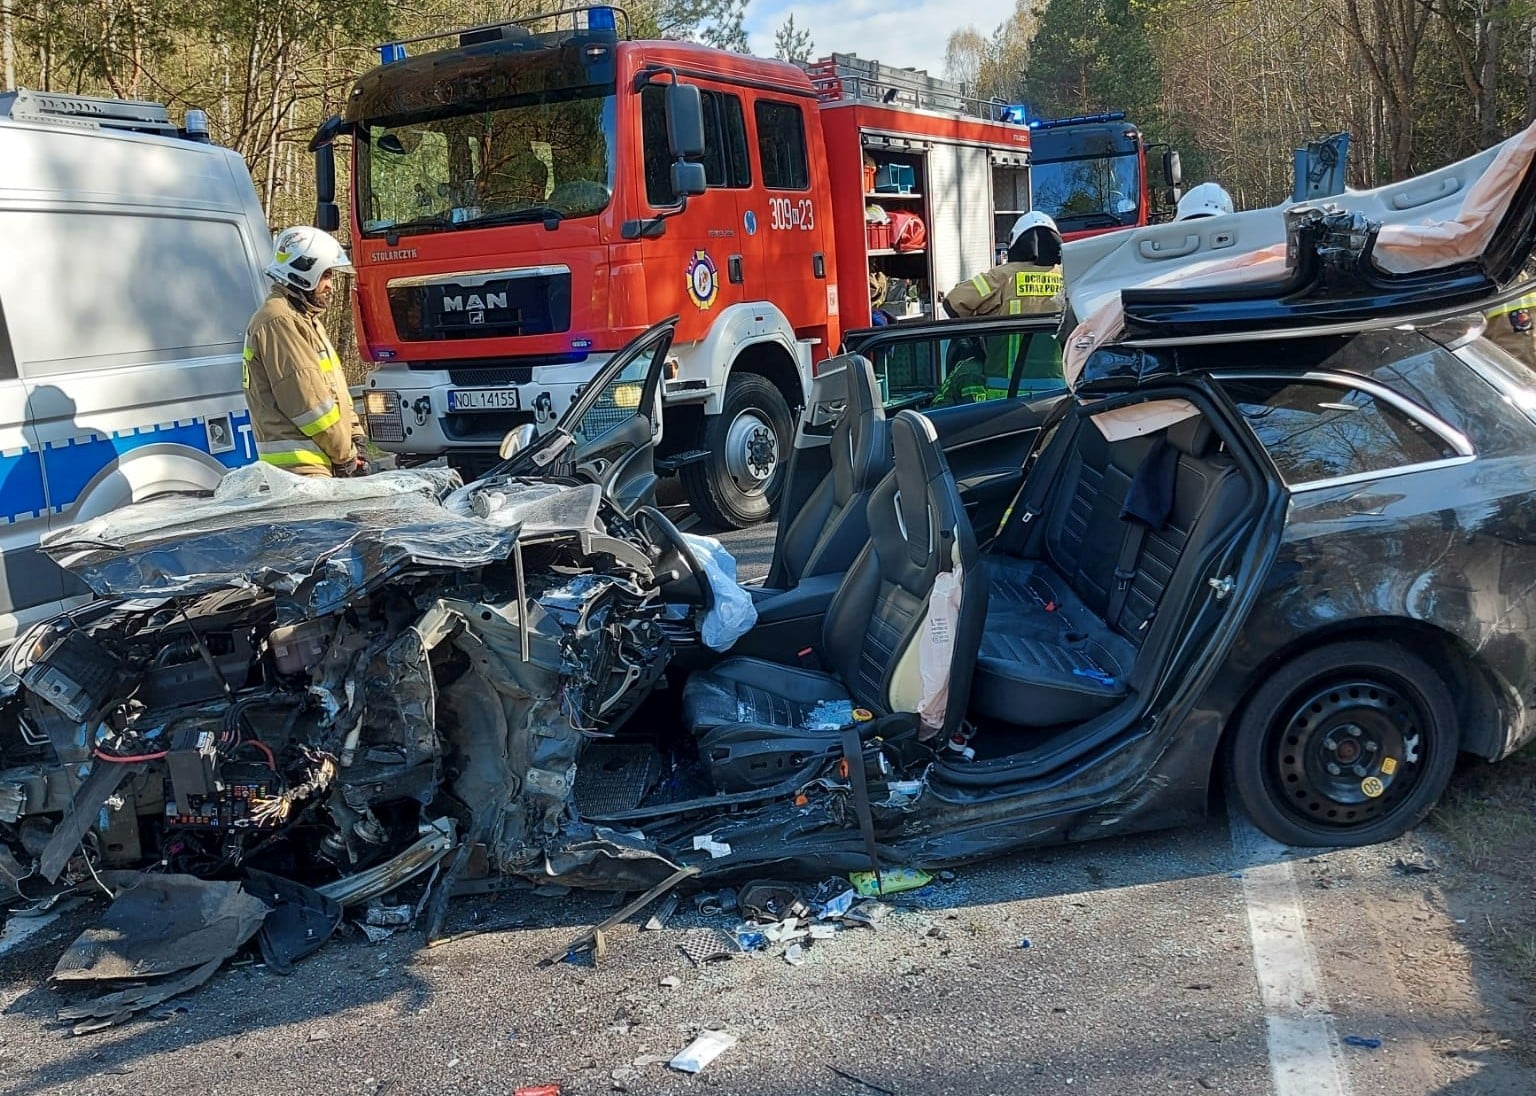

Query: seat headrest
[890,410,951,563]
[1167,415,1214,457]
[845,354,886,422]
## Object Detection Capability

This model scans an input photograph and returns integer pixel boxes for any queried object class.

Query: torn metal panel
[57,957,223,1035]
[52,875,269,982]
[314,818,456,907]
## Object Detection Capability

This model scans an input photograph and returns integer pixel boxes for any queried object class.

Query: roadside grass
[1430,742,1536,1040]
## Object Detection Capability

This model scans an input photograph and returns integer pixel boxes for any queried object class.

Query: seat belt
[839,725,882,887]
[1109,436,1179,629]
[1106,519,1149,628]
[994,405,1074,556]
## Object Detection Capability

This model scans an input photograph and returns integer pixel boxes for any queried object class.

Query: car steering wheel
[633,505,715,615]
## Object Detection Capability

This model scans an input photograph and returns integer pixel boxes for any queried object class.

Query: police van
[0,90,270,646]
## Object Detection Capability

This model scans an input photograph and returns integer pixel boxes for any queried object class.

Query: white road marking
[1229,806,1353,1096]
[0,909,60,958]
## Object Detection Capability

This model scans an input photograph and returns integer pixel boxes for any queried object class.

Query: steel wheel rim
[1266,677,1427,829]
[723,408,778,495]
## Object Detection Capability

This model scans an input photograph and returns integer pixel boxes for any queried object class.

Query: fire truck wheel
[682,373,792,529]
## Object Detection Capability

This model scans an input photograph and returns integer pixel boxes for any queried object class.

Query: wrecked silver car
[0,322,693,927]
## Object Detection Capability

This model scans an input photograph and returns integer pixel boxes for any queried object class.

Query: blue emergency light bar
[378,42,407,63]
[1027,111,1128,130]
[587,6,617,29]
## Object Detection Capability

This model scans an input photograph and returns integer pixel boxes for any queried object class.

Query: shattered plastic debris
[850,867,932,897]
[784,942,806,966]
[882,779,925,807]
[1343,1035,1383,1050]
[816,887,857,920]
[802,698,854,730]
[669,1030,738,1073]
[678,927,741,967]
[808,923,837,940]
[53,875,269,983]
[359,923,395,944]
[738,880,809,922]
[761,917,808,945]
[842,900,892,929]
[732,928,768,952]
[643,893,680,931]
[691,835,732,859]
[57,958,222,1036]
[365,904,414,927]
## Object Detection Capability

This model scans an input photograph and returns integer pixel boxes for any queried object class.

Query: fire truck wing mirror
[499,423,538,460]
[1163,150,1183,189]
[315,202,341,232]
[665,82,705,160]
[1163,186,1182,210]
[671,161,707,199]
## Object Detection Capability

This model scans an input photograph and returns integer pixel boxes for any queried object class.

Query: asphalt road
[0,521,1531,1095]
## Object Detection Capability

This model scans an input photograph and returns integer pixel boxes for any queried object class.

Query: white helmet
[1176,182,1234,221]
[1008,210,1060,248]
[266,225,354,291]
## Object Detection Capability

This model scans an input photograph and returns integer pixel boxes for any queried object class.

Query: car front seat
[763,354,890,591]
[682,410,988,793]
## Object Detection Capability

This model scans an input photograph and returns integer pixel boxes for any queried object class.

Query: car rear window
[1220,378,1460,487]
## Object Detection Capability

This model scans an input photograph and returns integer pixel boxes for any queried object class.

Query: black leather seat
[766,354,890,590]
[683,410,987,792]
[973,413,1246,727]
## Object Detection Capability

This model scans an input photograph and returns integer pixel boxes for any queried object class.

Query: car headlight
[364,389,404,443]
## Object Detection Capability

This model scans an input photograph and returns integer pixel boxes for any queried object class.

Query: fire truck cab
[1022,112,1182,242]
[315,9,1034,527]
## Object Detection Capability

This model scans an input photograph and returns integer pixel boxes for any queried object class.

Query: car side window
[571,355,651,447]
[754,100,810,190]
[1220,378,1459,486]
[862,330,1066,411]
[641,87,752,205]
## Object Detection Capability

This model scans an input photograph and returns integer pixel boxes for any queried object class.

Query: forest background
[1,0,1528,230]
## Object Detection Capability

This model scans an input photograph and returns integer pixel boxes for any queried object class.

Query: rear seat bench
[972,411,1247,728]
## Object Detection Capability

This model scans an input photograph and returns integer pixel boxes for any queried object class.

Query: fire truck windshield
[1030,153,1142,230]
[358,90,617,236]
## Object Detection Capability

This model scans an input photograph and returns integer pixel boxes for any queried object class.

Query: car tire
[1226,641,1460,847]
[680,372,792,530]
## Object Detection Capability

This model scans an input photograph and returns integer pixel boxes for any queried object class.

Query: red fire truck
[311,13,1034,526]
[1020,111,1181,242]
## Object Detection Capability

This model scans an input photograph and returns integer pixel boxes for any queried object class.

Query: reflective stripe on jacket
[942,262,1064,319]
[243,287,359,476]
[1485,292,1536,369]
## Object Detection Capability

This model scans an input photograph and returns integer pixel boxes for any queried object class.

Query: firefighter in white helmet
[1175,182,1235,221]
[242,226,366,476]
[943,211,1064,319]
[937,212,1065,402]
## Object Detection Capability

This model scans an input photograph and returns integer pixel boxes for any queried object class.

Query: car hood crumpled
[36,464,548,618]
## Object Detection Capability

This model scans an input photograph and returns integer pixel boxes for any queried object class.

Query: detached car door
[512,317,675,515]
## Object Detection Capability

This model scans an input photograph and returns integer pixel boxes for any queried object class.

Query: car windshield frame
[357,83,618,237]
[1030,152,1142,229]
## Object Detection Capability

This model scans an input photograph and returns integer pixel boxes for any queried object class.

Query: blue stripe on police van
[0,447,48,524]
[3,410,255,522]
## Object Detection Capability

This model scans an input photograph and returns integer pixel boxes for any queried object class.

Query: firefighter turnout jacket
[936,263,1065,403]
[243,287,361,475]
[1485,293,1536,369]
[943,262,1064,319]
